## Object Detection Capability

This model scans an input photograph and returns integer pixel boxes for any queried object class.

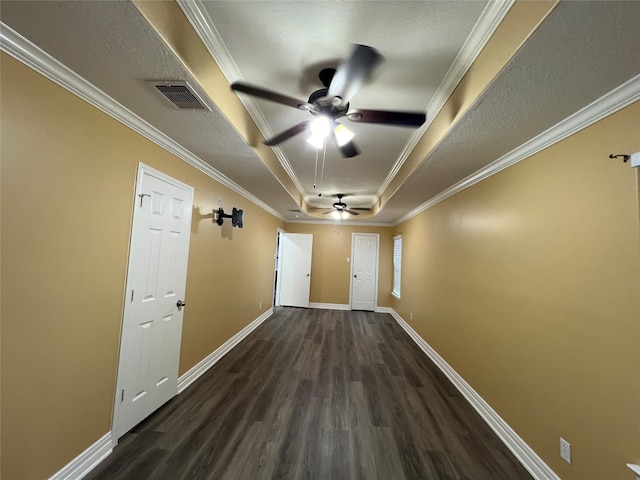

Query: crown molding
[177,0,307,198]
[284,219,392,227]
[395,73,640,226]
[0,22,284,221]
[180,0,515,211]
[376,0,515,200]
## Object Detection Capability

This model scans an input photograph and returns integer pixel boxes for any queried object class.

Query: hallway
[87,308,532,479]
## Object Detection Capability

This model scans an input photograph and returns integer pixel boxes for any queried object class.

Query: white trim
[349,233,380,312]
[395,73,640,225]
[628,464,640,480]
[377,0,515,200]
[388,309,561,480]
[375,306,392,314]
[0,22,284,221]
[177,308,273,393]
[273,227,286,307]
[49,433,114,480]
[284,219,391,227]
[177,0,307,198]
[308,302,350,311]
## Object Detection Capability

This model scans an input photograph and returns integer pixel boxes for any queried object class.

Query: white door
[114,164,193,439]
[350,233,379,311]
[279,233,313,307]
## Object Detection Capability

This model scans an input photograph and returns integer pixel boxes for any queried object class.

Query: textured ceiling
[2,1,639,224]
[196,0,489,210]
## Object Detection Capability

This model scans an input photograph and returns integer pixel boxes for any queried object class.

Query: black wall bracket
[214,207,244,228]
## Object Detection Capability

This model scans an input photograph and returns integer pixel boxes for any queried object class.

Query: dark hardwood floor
[87,308,533,480]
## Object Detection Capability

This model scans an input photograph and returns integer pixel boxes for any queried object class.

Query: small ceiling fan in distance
[230,44,426,158]
[324,194,370,218]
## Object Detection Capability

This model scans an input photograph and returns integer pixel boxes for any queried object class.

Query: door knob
[306,273,310,277]
[177,300,186,308]
[354,274,357,278]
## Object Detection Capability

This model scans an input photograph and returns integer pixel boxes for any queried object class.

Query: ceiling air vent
[150,81,210,110]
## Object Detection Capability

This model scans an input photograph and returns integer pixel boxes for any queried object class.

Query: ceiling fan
[323,194,370,217]
[230,44,426,158]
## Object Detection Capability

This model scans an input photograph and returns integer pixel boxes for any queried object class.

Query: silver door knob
[177,300,186,308]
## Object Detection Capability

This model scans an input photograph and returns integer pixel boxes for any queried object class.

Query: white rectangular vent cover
[151,81,210,110]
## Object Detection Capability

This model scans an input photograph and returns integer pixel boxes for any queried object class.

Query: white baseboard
[177,308,273,393]
[49,432,114,480]
[308,303,391,312]
[308,302,350,311]
[52,309,273,479]
[388,309,560,480]
[628,464,640,480]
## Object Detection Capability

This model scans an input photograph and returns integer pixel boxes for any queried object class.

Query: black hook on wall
[609,154,630,163]
[214,207,244,228]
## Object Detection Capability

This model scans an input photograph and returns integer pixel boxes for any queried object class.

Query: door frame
[273,227,285,307]
[278,232,313,308]
[349,232,379,311]
[112,162,194,441]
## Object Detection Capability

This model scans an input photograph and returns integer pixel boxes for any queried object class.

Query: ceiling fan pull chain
[320,137,327,188]
[313,146,319,189]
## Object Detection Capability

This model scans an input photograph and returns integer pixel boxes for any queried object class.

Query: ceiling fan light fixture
[310,116,331,138]
[332,210,342,220]
[306,133,325,149]
[333,123,354,147]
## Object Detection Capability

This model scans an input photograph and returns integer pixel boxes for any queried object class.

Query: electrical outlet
[410,312,413,320]
[560,437,571,464]
[259,302,262,309]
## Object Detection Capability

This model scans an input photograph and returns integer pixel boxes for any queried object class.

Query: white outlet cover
[560,437,571,464]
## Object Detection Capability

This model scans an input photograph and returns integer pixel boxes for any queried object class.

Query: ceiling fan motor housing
[308,88,349,118]
[333,194,347,210]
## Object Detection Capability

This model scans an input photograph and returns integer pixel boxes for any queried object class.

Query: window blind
[392,235,402,298]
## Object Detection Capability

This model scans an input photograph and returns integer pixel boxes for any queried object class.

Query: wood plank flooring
[87,308,533,480]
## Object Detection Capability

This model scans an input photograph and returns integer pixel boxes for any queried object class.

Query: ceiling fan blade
[231,82,310,110]
[337,139,360,158]
[323,210,334,215]
[351,207,371,211]
[328,44,382,106]
[343,209,360,216]
[349,109,426,127]
[264,121,310,146]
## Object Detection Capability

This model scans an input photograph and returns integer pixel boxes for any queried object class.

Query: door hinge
[121,389,125,402]
[131,290,134,302]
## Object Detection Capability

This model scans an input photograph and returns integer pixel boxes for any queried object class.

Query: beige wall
[1,53,282,479]
[393,101,640,480]
[283,223,393,307]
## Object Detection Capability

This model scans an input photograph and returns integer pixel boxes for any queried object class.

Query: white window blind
[392,234,402,298]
